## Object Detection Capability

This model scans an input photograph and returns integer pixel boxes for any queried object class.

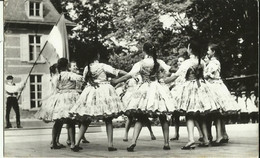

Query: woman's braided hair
[189,40,204,80]
[84,45,100,88]
[143,42,159,80]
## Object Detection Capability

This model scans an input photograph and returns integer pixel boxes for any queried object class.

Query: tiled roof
[4,0,75,26]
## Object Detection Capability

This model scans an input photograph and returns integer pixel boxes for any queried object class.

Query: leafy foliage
[185,0,258,94]
[105,0,192,71]
[51,0,258,93]
[53,0,114,67]
[186,0,258,77]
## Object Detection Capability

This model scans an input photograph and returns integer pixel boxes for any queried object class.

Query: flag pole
[17,14,64,100]
[56,13,64,25]
[17,41,49,100]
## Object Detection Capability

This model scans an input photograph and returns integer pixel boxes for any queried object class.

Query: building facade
[4,0,74,110]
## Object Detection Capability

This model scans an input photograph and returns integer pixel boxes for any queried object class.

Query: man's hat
[6,75,13,80]
[250,91,255,94]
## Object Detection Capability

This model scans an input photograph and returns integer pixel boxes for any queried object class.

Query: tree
[185,0,258,94]
[50,0,63,13]
[105,0,192,71]
[57,0,114,67]
[52,0,258,83]
[185,0,258,78]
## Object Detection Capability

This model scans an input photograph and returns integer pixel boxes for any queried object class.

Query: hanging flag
[17,14,70,100]
[41,14,70,65]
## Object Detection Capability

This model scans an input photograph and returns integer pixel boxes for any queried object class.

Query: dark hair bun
[143,42,155,55]
[49,63,58,74]
[189,39,201,57]
[6,75,13,80]
[57,58,68,71]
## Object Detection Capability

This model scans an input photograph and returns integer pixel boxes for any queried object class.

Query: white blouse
[174,57,205,78]
[128,58,171,77]
[204,57,221,80]
[83,61,119,82]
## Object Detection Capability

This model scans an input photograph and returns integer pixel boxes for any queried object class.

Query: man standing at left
[5,75,25,128]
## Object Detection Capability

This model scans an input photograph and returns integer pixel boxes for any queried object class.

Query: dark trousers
[6,97,21,126]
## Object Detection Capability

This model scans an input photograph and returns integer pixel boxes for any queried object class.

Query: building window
[29,35,42,61]
[29,1,41,17]
[30,75,42,108]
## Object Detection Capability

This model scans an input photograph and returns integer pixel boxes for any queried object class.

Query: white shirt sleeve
[5,85,17,93]
[5,82,24,93]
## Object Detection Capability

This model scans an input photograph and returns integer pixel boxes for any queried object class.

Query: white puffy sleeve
[158,59,171,73]
[69,72,83,81]
[103,64,120,76]
[128,62,142,77]
[52,75,59,90]
[51,75,59,92]
[83,66,88,79]
[174,60,190,77]
[204,60,220,78]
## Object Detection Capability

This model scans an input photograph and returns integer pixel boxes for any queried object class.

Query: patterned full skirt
[69,83,124,121]
[35,90,80,122]
[122,81,175,117]
[173,79,221,115]
[35,93,59,122]
[207,79,240,114]
[52,90,80,120]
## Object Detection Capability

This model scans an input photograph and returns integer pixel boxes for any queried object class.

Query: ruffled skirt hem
[70,84,125,120]
[70,112,123,122]
[35,90,80,121]
[207,80,240,112]
[173,80,222,113]
[122,82,176,113]
[123,109,174,118]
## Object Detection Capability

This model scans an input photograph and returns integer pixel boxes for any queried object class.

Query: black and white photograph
[1,0,259,157]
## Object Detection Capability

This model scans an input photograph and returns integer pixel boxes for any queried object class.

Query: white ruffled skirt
[122,81,175,117]
[35,90,80,122]
[35,93,58,122]
[70,83,124,120]
[173,79,221,115]
[206,79,240,114]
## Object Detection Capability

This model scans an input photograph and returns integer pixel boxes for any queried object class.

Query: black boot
[16,121,23,128]
[5,123,12,128]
